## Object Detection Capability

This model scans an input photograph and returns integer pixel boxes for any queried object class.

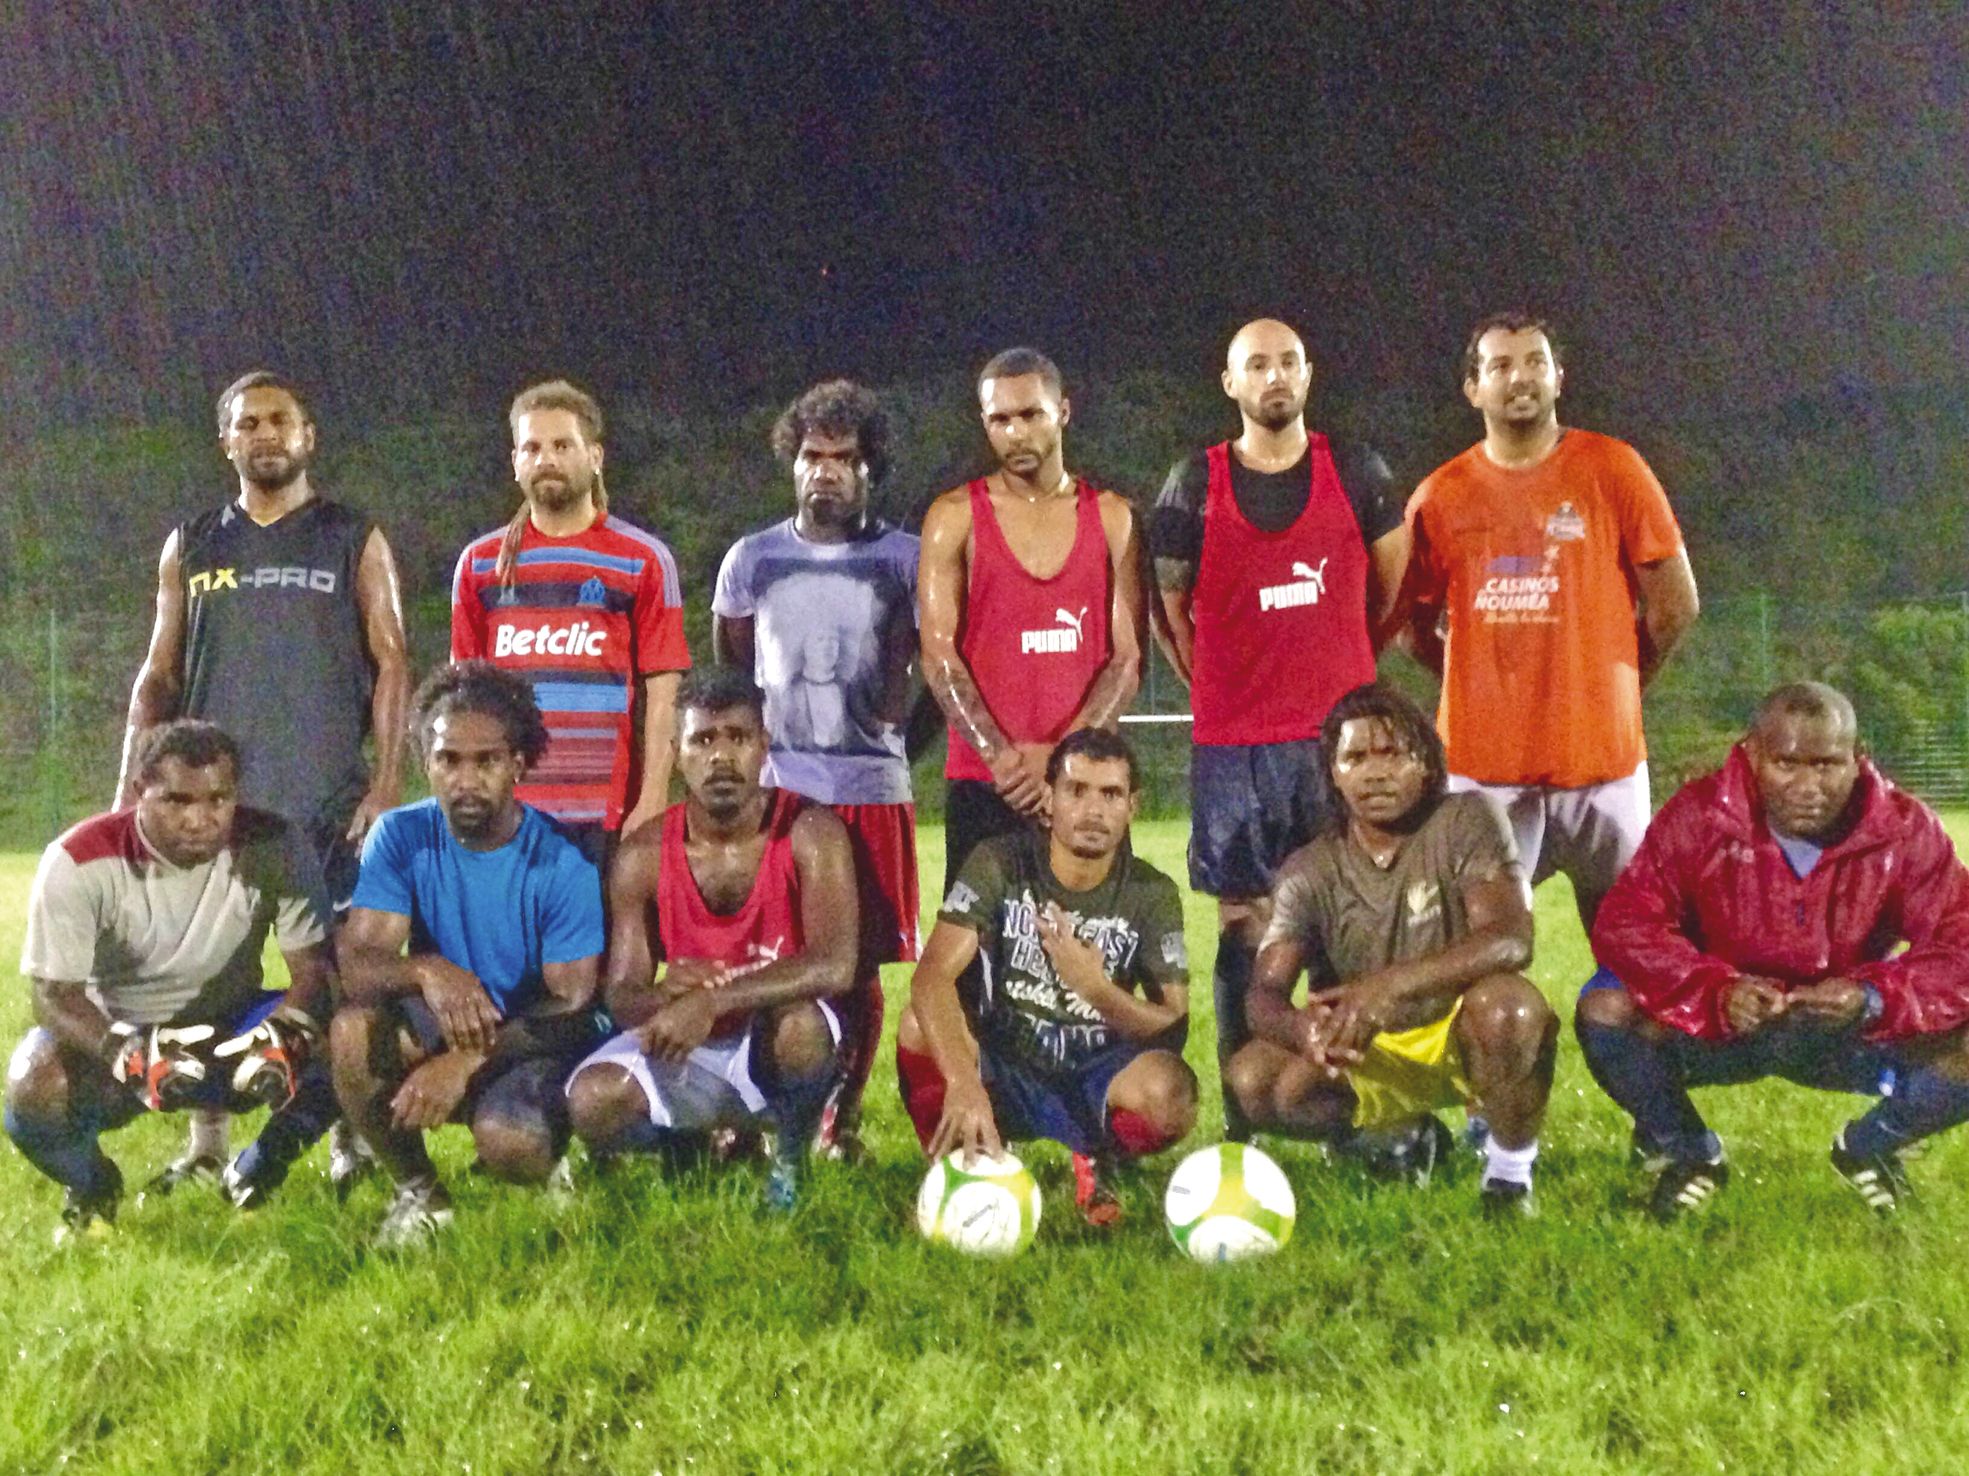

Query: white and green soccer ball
[916,1150,1042,1257]
[1164,1143,1296,1263]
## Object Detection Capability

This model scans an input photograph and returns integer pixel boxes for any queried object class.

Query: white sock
[1482,1135,1538,1187]
[188,1109,230,1160]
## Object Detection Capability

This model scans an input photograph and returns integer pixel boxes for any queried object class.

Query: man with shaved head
[1151,318,1407,1138]
[1578,682,1969,1219]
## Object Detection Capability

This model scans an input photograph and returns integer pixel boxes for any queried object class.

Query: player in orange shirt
[1401,313,1699,933]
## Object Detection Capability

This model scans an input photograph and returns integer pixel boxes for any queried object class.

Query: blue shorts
[1578,969,1901,1096]
[980,1033,1182,1157]
[1188,738,1329,898]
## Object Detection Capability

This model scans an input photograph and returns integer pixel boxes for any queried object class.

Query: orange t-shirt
[1404,429,1684,789]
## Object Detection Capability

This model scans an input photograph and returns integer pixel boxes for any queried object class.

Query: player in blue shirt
[332,662,606,1247]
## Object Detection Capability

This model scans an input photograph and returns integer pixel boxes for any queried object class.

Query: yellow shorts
[1348,1000,1473,1129]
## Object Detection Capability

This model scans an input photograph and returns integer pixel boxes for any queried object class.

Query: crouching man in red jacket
[1578,681,1969,1220]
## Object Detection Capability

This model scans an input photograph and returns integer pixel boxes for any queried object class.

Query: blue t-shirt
[712,517,919,805]
[351,799,604,1017]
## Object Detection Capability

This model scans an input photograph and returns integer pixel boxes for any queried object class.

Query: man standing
[1579,683,1969,1219]
[1227,684,1557,1214]
[1402,312,1700,934]
[713,380,921,1159]
[10,721,340,1238]
[1151,318,1408,1137]
[898,729,1196,1226]
[332,663,606,1247]
[116,370,410,1189]
[452,380,691,852]
[566,669,857,1208]
[919,347,1146,888]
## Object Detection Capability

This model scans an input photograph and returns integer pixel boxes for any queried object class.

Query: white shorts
[1447,763,1651,907]
[566,1002,841,1131]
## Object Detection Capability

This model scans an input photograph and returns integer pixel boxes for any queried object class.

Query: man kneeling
[9,721,338,1239]
[333,663,606,1246]
[1225,683,1557,1214]
[566,669,857,1209]
[899,728,1197,1227]
[1580,681,1969,1219]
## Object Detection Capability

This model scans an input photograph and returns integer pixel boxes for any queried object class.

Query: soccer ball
[916,1150,1041,1257]
[1164,1143,1296,1263]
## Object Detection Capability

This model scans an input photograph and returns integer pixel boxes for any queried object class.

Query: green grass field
[4,820,1968,1475]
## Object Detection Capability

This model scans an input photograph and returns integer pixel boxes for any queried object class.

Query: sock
[1481,1135,1538,1187]
[837,972,885,1119]
[895,1043,947,1152]
[189,1107,230,1160]
[1214,933,1255,1137]
[1842,1062,1969,1160]
[1575,1016,1720,1163]
[5,1103,118,1199]
[1109,1107,1176,1158]
[768,1068,833,1167]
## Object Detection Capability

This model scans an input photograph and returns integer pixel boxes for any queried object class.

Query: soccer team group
[16,312,1969,1249]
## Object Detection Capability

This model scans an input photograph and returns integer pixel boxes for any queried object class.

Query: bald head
[1223,319,1311,432]
[1751,681,1858,747]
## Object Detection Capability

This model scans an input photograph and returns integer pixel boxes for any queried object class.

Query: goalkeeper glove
[213,1005,321,1108]
[100,1022,216,1111]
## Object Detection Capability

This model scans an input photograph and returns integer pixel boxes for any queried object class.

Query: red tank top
[658,788,806,1035]
[1190,438,1374,745]
[945,478,1111,780]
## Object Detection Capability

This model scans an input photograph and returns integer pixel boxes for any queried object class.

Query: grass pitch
[3,822,1968,1475]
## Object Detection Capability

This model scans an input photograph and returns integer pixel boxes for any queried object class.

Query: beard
[239,448,309,491]
[527,469,593,512]
[1246,394,1304,432]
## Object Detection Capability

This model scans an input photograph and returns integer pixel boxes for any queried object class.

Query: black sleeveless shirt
[177,498,375,834]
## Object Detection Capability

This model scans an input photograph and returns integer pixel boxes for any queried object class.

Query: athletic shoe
[1628,1129,1674,1178]
[54,1162,123,1247]
[1071,1152,1124,1228]
[1348,1115,1453,1187]
[139,1150,222,1205]
[373,1180,454,1249]
[544,1156,577,1208]
[328,1121,377,1203]
[220,1155,284,1212]
[1830,1129,1911,1212]
[814,1095,866,1164]
[709,1126,765,1164]
[1648,1156,1729,1222]
[1479,1177,1535,1219]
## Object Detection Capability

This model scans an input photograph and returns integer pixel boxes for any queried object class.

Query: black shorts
[942,780,1036,896]
[1187,738,1330,899]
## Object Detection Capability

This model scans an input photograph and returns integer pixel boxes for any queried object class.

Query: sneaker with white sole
[1648,1156,1729,1222]
[373,1179,455,1249]
[328,1121,378,1203]
[139,1151,222,1206]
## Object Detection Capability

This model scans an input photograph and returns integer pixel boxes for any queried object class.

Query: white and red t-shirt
[452,514,691,828]
[20,807,328,1025]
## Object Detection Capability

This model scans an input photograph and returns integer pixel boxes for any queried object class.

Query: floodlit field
[3,820,1968,1475]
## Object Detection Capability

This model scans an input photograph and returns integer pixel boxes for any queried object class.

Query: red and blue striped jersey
[451,513,690,828]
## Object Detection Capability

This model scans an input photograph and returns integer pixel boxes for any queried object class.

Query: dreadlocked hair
[497,380,609,587]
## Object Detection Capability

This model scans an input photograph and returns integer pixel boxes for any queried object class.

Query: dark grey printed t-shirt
[940,831,1189,1077]
[1260,793,1519,984]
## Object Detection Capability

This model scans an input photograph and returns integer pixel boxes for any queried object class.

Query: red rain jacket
[1591,746,1969,1042]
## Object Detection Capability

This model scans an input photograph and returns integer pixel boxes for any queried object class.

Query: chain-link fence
[6,591,1967,848]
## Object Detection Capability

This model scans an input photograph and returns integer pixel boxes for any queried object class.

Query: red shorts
[830,801,920,967]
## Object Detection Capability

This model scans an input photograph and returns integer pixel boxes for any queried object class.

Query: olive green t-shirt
[940,831,1189,1078]
[1260,792,1519,984]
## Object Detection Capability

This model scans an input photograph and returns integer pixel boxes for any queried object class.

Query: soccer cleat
[139,1151,223,1205]
[1479,1177,1536,1219]
[328,1121,378,1203]
[373,1180,455,1249]
[1830,1129,1911,1213]
[220,1154,287,1212]
[709,1126,765,1164]
[1348,1115,1454,1187]
[1648,1156,1729,1222]
[813,1095,866,1165]
[544,1156,577,1207]
[1071,1152,1124,1228]
[1628,1129,1674,1178]
[55,1162,123,1246]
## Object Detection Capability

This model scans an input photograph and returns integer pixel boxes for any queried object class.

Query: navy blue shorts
[1188,738,1330,898]
[980,1036,1177,1157]
[1578,969,1901,1096]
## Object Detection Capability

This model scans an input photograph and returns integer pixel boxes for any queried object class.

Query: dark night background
[4,2,1965,428]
